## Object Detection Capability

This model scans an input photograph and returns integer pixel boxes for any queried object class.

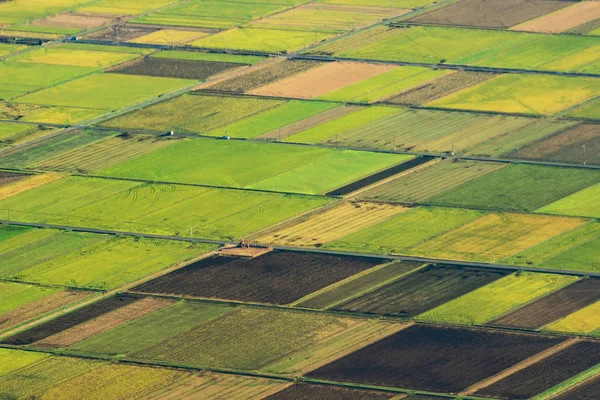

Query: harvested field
[555,375,600,399]
[511,2,600,33]
[0,171,29,187]
[265,383,395,399]
[477,341,600,399]
[250,61,396,99]
[29,13,112,30]
[409,0,572,28]
[257,202,409,247]
[110,57,241,80]
[307,324,564,393]
[84,25,159,41]
[335,265,509,317]
[133,251,386,304]
[326,156,430,196]
[205,59,322,93]
[547,301,600,335]
[35,297,174,348]
[360,160,505,204]
[538,183,600,219]
[490,278,600,329]
[2,294,144,346]
[387,71,498,105]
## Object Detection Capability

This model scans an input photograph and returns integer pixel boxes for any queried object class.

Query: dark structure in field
[554,375,600,399]
[1,294,142,346]
[111,57,242,80]
[265,384,394,400]
[408,0,572,28]
[334,265,508,317]
[307,325,564,393]
[132,251,386,304]
[326,156,435,196]
[490,278,600,329]
[0,171,29,187]
[477,341,600,399]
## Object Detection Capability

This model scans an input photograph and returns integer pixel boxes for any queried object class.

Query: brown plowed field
[132,251,386,305]
[206,60,322,93]
[489,278,600,329]
[511,1,600,33]
[250,61,396,99]
[387,71,498,105]
[35,297,173,348]
[409,0,572,28]
[307,325,565,393]
[554,375,600,400]
[0,290,91,332]
[111,57,241,80]
[0,171,29,187]
[1,294,143,346]
[476,341,600,399]
[265,384,395,399]
[335,265,509,317]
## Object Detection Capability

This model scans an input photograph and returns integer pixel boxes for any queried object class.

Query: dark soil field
[206,60,322,93]
[555,375,600,400]
[307,325,564,392]
[265,384,395,399]
[505,123,600,165]
[489,278,600,329]
[477,341,600,399]
[1,294,142,346]
[326,156,435,196]
[110,57,242,80]
[334,265,509,317]
[83,24,158,41]
[132,251,386,305]
[408,0,572,28]
[0,171,29,187]
[387,71,498,105]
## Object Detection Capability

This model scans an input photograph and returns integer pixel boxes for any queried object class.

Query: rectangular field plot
[0,176,331,240]
[538,183,600,219]
[418,272,579,325]
[152,50,265,65]
[0,101,107,126]
[0,348,49,376]
[307,324,565,393]
[476,341,600,400]
[257,202,409,247]
[408,0,572,29]
[130,29,209,46]
[547,301,600,336]
[12,47,140,68]
[511,1,600,33]
[265,384,396,399]
[77,0,180,15]
[490,278,600,329]
[554,375,600,400]
[410,213,586,263]
[429,74,600,116]
[333,265,509,317]
[429,164,600,212]
[98,136,403,195]
[325,206,483,255]
[17,73,195,111]
[570,98,600,120]
[132,250,386,305]
[359,160,505,204]
[0,0,91,26]
[110,56,243,80]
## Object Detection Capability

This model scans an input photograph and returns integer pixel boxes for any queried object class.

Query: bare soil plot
[409,0,572,28]
[307,324,565,393]
[476,341,600,399]
[489,278,600,329]
[0,171,29,187]
[35,297,173,348]
[250,61,396,99]
[30,13,113,30]
[110,57,242,80]
[387,71,498,105]
[265,384,395,399]
[132,251,386,305]
[511,2,600,33]
[555,375,600,399]
[205,60,322,93]
[84,24,159,41]
[1,294,142,346]
[335,265,509,317]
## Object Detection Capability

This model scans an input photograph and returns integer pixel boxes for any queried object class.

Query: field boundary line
[0,277,104,293]
[460,338,581,395]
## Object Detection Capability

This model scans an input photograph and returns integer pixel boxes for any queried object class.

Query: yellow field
[257,201,409,247]
[0,172,64,201]
[77,0,179,15]
[15,48,139,68]
[409,213,587,262]
[20,107,104,125]
[131,29,209,46]
[546,300,600,335]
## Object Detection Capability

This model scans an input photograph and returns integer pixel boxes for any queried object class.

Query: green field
[546,301,600,335]
[0,281,59,316]
[0,176,331,239]
[326,206,483,255]
[13,47,140,68]
[0,0,91,25]
[0,44,25,58]
[429,164,600,212]
[151,50,265,64]
[0,348,49,377]
[569,98,600,120]
[418,272,579,325]
[429,74,600,115]
[77,0,180,15]
[538,183,600,219]
[319,0,436,6]
[0,122,37,144]
[17,73,195,111]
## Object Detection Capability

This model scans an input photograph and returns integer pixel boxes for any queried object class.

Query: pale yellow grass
[0,172,64,201]
[132,29,209,45]
[546,300,600,334]
[511,2,600,33]
[258,201,409,247]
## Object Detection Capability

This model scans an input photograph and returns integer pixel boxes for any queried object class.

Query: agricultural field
[0,171,30,187]
[265,384,395,399]
[152,50,265,65]
[0,101,106,125]
[570,98,600,120]
[538,183,600,219]
[547,301,600,336]
[77,0,181,15]
[110,56,243,80]
[129,29,209,45]
[12,46,140,68]
[0,0,92,26]
[511,1,600,34]
[418,272,579,325]
[554,375,600,400]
